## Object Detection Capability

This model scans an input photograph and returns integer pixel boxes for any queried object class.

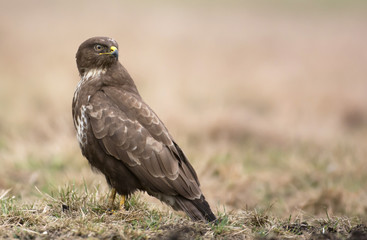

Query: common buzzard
[72,37,216,222]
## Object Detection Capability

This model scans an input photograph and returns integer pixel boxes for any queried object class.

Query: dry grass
[1,0,367,239]
[2,185,241,239]
[0,185,365,239]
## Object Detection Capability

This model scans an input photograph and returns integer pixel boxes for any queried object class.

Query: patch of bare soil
[157,225,205,240]
[257,223,367,240]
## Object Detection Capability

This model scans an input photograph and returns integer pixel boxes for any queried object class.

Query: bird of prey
[72,36,216,222]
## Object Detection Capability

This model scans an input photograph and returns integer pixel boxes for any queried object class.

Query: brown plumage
[72,36,216,222]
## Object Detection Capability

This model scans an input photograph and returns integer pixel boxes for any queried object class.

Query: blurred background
[0,0,366,219]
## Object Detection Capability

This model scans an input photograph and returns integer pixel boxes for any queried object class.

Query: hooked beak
[99,46,119,60]
[110,46,118,59]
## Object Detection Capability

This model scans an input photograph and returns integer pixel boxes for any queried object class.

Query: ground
[1,186,367,239]
[0,0,367,239]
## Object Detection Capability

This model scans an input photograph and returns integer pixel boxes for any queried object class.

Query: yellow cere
[99,46,118,55]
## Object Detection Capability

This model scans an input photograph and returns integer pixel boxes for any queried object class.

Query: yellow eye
[94,44,103,51]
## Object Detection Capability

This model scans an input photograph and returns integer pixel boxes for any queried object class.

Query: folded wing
[86,87,202,200]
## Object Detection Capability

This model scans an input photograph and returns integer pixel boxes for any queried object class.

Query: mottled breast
[73,68,106,148]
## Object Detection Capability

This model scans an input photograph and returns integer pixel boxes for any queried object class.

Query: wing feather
[86,88,202,200]
[142,151,165,178]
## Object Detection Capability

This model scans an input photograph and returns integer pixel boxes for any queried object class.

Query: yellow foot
[119,195,126,210]
[107,188,126,213]
[107,188,117,210]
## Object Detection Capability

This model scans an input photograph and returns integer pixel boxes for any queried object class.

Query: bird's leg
[107,188,117,210]
[119,195,126,209]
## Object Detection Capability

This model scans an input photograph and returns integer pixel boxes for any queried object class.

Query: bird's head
[76,37,119,75]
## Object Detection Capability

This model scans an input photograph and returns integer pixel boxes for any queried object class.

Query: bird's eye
[94,44,103,51]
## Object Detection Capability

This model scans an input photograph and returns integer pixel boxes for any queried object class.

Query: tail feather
[175,195,216,222]
[148,191,216,222]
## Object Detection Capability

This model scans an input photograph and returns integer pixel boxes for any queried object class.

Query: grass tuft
[0,183,366,239]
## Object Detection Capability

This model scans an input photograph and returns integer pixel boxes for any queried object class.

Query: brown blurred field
[1,0,367,222]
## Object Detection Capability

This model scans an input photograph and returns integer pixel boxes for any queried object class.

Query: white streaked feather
[76,105,89,147]
[73,68,106,102]
[73,68,106,147]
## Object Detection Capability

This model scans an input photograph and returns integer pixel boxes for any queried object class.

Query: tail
[174,195,217,222]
